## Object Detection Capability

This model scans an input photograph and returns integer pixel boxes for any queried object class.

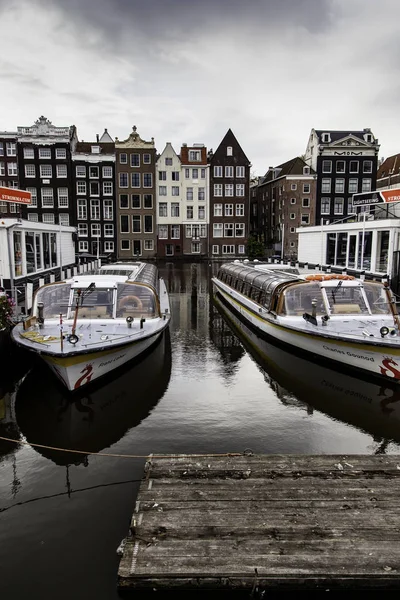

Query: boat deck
[118,454,400,593]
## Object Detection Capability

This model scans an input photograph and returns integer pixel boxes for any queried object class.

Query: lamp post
[5,221,22,310]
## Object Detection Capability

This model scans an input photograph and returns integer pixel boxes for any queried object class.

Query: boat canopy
[135,263,159,293]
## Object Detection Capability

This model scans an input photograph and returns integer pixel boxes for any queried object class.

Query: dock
[117,454,400,593]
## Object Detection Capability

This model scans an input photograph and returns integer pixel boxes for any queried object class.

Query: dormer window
[303,166,310,175]
[364,134,373,143]
[189,150,201,161]
[91,145,100,154]
[227,146,233,156]
[321,133,331,143]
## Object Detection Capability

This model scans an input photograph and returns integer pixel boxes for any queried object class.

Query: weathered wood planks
[117,454,400,592]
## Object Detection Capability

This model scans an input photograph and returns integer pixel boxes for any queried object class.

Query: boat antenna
[71,283,96,337]
[331,279,343,304]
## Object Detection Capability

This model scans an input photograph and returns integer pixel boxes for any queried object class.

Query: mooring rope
[0,435,247,459]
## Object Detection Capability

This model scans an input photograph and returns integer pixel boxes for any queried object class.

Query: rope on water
[0,435,248,459]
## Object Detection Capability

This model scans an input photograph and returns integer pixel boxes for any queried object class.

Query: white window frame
[235,203,244,217]
[24,148,34,159]
[56,148,66,159]
[39,148,51,159]
[24,164,36,178]
[213,223,223,238]
[79,241,89,252]
[214,166,223,177]
[57,188,69,207]
[214,203,223,217]
[76,165,86,177]
[56,164,67,178]
[40,165,52,178]
[102,166,113,178]
[236,166,245,178]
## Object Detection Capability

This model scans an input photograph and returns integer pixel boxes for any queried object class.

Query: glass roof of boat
[220,263,302,290]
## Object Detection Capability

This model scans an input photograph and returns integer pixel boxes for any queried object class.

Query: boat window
[250,287,261,302]
[116,283,157,318]
[324,285,369,315]
[69,287,114,319]
[363,283,391,315]
[35,284,71,319]
[280,284,325,316]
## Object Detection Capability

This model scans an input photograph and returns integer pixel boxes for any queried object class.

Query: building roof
[210,129,250,165]
[99,129,113,143]
[377,153,400,179]
[314,129,375,143]
[75,141,115,154]
[260,156,315,184]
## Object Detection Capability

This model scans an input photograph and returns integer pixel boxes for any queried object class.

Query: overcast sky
[0,0,398,174]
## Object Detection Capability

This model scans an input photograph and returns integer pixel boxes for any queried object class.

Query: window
[187,206,193,219]
[103,166,112,178]
[143,194,152,208]
[9,203,17,213]
[303,166,310,175]
[26,188,37,207]
[302,198,310,208]
[224,223,234,237]
[56,164,67,178]
[159,203,168,217]
[222,245,235,254]
[363,161,373,173]
[119,153,127,164]
[158,225,168,239]
[225,184,234,196]
[42,213,55,224]
[159,185,167,196]
[26,213,37,222]
[91,223,101,237]
[291,198,296,204]
[321,133,331,143]
[334,197,344,215]
[121,239,130,250]
[186,187,193,201]
[225,204,233,216]
[131,173,140,188]
[104,241,114,252]
[132,215,141,233]
[290,227,295,233]
[77,199,87,219]
[290,242,295,248]
[192,168,198,179]
[165,157,173,166]
[189,150,200,161]
[198,206,205,219]
[6,142,16,156]
[214,204,222,217]
[198,187,205,201]
[171,202,180,217]
[103,200,113,220]
[191,242,200,254]
[185,168,190,178]
[78,223,88,237]
[76,165,86,177]
[224,166,233,178]
[91,146,100,154]
[321,197,331,214]
[41,188,54,207]
[236,166,245,178]
[131,153,140,167]
[144,215,153,233]
[362,179,372,192]
[159,171,167,181]
[40,165,52,178]
[227,146,233,156]
[58,188,68,207]
[102,181,112,195]
[24,148,34,159]
[301,214,310,224]
[77,181,86,195]
[8,163,18,176]
[212,245,219,254]
[172,186,180,196]
[236,203,244,216]
[335,179,345,193]
[90,181,99,196]
[79,241,89,252]
[321,178,331,193]
[303,183,310,193]
[172,171,179,181]
[322,160,332,173]
[171,225,180,239]
[290,213,296,220]
[39,147,51,159]
[142,240,152,251]
[0,162,4,176]
[235,223,245,237]
[236,184,245,196]
[0,143,3,156]
[89,166,99,178]
[291,183,297,191]
[119,194,128,209]
[336,161,345,173]
[201,168,206,178]
[59,214,69,226]
[348,179,358,193]
[56,148,66,159]
[143,154,151,164]
[213,223,223,238]
[90,199,100,219]
[132,194,140,208]
[119,173,128,187]
[214,184,223,196]
[348,197,356,215]
[120,215,129,233]
[214,166,223,177]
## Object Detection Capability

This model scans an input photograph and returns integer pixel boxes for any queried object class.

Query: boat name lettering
[99,354,125,368]
[323,345,345,355]
[323,345,374,362]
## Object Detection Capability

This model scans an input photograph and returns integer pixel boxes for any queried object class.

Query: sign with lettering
[0,186,32,205]
[352,188,400,206]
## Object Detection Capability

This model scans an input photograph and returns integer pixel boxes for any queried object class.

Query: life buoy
[305,274,355,282]
[118,295,143,310]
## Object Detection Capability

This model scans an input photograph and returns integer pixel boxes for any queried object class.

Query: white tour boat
[212,261,400,383]
[11,262,170,391]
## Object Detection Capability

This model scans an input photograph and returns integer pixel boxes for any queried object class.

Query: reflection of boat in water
[214,294,400,445]
[15,330,172,465]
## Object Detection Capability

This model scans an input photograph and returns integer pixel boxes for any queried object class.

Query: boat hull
[213,284,400,384]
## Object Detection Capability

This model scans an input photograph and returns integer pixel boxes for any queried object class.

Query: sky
[0,0,399,175]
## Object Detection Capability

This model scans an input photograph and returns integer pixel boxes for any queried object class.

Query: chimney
[96,133,99,142]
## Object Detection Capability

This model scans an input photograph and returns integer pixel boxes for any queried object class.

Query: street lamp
[5,220,22,309]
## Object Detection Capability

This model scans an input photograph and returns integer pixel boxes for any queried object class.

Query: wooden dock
[117,454,400,593]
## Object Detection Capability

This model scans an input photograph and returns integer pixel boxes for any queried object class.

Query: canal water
[1,262,400,599]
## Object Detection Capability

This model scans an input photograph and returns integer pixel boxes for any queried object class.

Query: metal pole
[6,225,16,308]
[320,217,324,266]
[361,211,366,269]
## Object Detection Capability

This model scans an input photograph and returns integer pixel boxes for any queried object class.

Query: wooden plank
[118,454,400,591]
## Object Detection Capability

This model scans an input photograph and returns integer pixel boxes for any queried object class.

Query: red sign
[0,187,31,205]
[353,188,400,206]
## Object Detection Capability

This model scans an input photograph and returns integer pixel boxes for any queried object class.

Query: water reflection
[14,330,172,465]
[213,293,400,448]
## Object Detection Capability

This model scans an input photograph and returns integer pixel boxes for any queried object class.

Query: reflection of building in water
[209,296,245,383]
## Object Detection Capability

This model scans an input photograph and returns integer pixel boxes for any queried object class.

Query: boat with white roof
[212,260,400,383]
[11,262,170,391]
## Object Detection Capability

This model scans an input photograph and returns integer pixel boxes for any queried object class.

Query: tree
[247,235,265,259]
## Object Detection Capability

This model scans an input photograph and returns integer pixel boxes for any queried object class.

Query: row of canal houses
[0,117,251,261]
